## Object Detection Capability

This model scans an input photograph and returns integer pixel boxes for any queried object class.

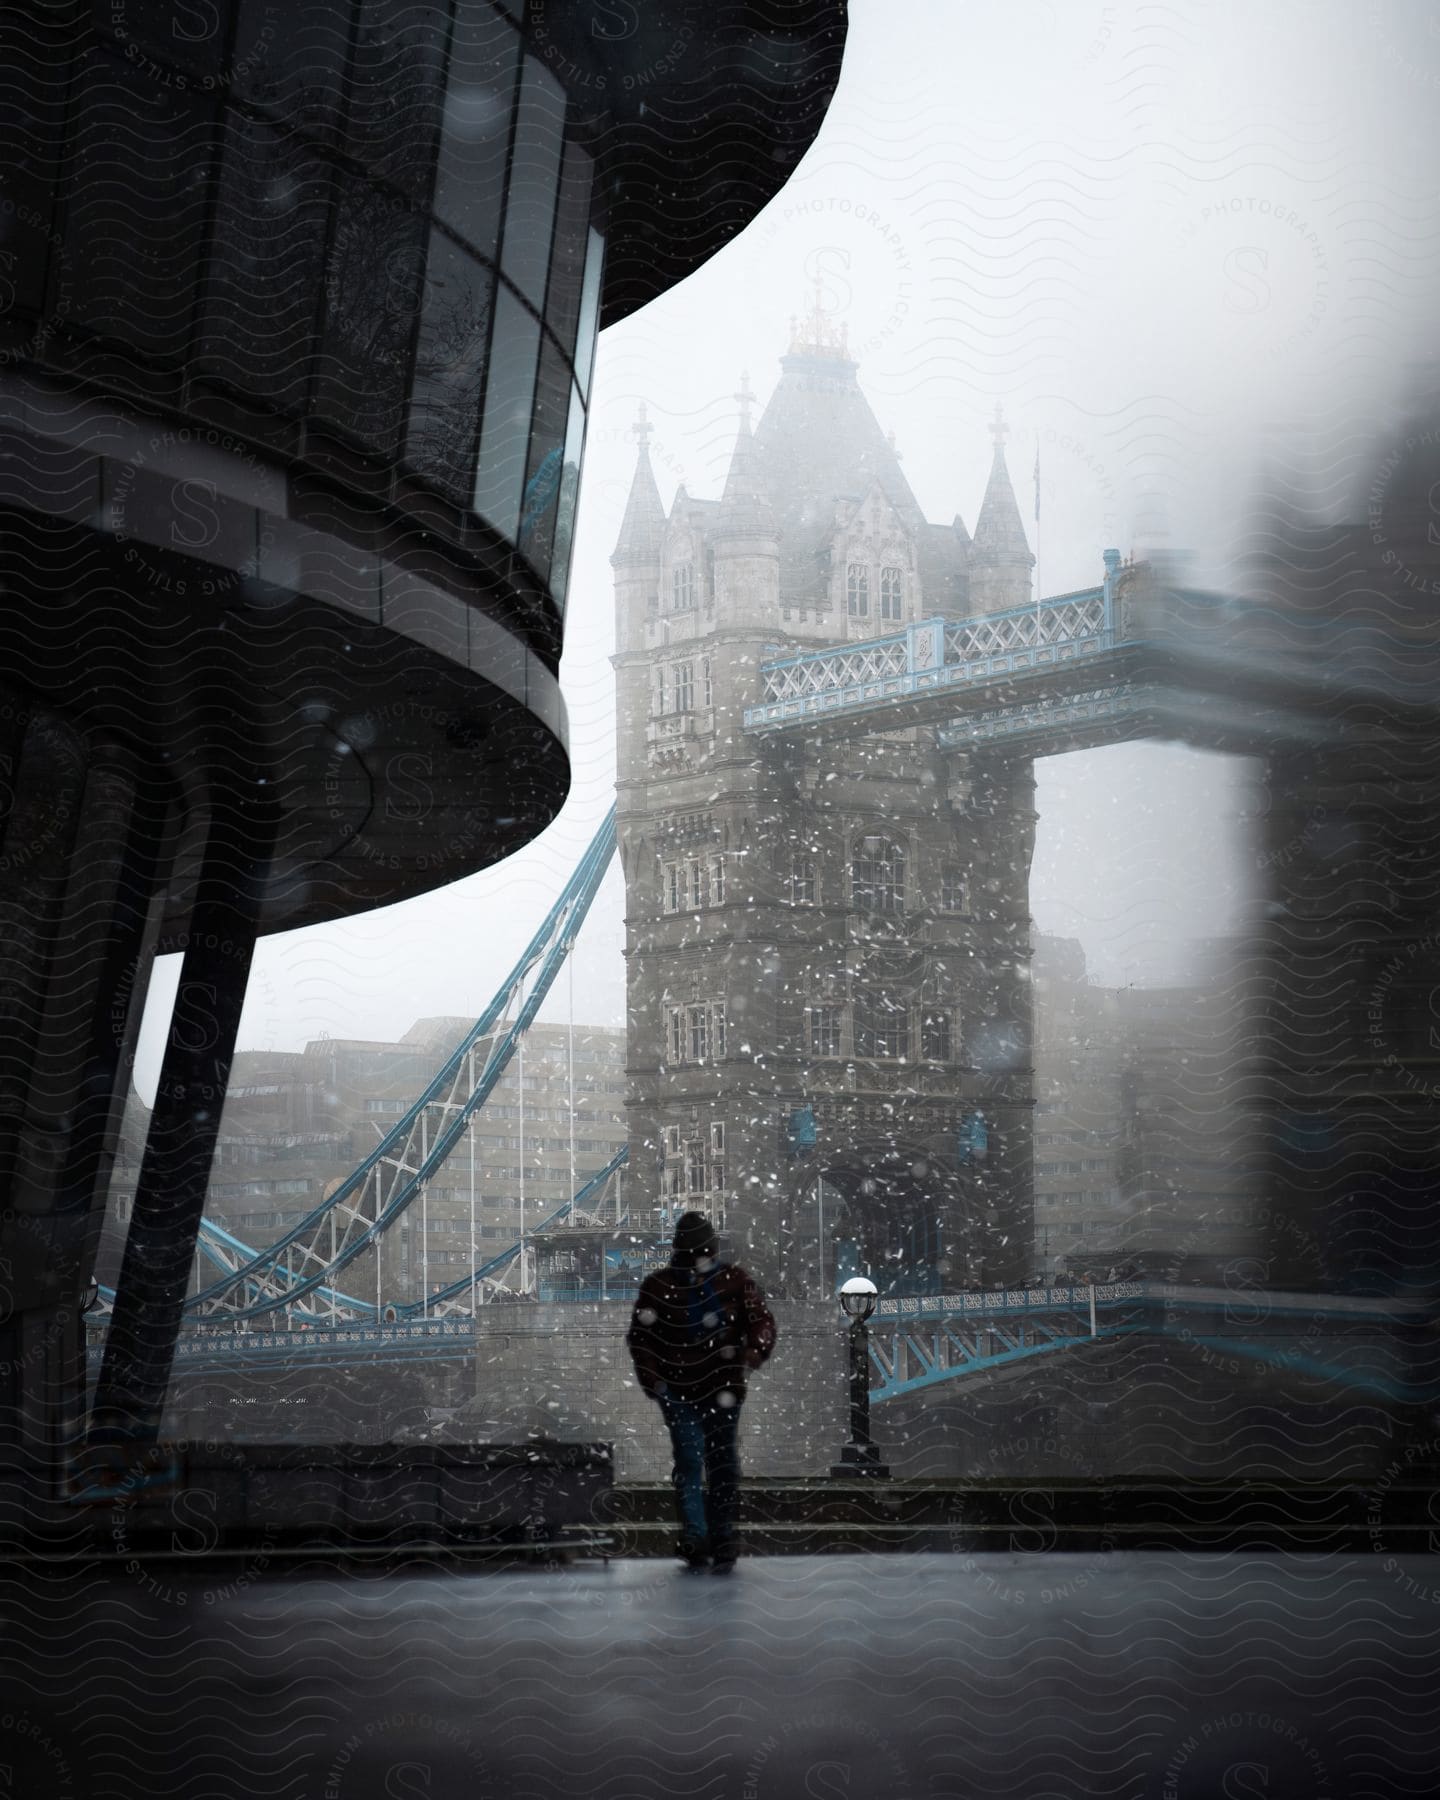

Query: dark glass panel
[231,0,351,144]
[515,329,569,578]
[572,227,603,397]
[0,10,71,335]
[405,233,493,504]
[63,53,217,364]
[499,54,564,309]
[433,7,519,261]
[472,281,537,542]
[196,113,332,415]
[313,172,427,459]
[89,0,230,81]
[345,0,451,202]
[543,138,592,366]
[547,381,585,616]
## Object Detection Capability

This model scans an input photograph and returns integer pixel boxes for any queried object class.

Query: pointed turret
[969,405,1035,614]
[611,404,666,568]
[612,405,667,654]
[712,373,779,629]
[718,373,775,540]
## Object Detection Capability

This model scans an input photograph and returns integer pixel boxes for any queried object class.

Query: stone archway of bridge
[801,1142,963,1300]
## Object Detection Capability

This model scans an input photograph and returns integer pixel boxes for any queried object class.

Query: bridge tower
[613,317,1036,1294]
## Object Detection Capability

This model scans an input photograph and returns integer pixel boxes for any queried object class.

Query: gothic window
[788,859,816,906]
[667,1001,726,1064]
[807,1005,842,1058]
[672,563,695,611]
[663,856,724,912]
[702,656,713,708]
[854,990,909,1060]
[852,835,906,913]
[880,566,904,622]
[671,661,694,713]
[847,562,869,618]
[941,865,967,913]
[921,1009,953,1061]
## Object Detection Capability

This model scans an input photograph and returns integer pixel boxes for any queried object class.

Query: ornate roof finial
[989,402,1010,450]
[734,370,755,430]
[788,273,851,358]
[633,401,653,449]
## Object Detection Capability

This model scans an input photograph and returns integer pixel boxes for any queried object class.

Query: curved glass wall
[0,0,601,618]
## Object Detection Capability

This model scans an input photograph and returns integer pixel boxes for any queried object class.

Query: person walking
[626,1211,776,1572]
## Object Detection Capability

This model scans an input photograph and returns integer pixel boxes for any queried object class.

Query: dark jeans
[659,1393,741,1550]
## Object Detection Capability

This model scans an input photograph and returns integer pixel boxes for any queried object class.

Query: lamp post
[831,1276,890,1478]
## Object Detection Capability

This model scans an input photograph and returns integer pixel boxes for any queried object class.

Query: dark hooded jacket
[626,1254,776,1404]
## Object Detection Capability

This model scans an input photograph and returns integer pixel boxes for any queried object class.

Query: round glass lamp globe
[839,1276,879,1321]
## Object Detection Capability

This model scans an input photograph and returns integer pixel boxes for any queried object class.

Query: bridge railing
[747,587,1111,730]
[875,1282,1143,1321]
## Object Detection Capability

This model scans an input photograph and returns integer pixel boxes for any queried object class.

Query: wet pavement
[4,1551,1439,1797]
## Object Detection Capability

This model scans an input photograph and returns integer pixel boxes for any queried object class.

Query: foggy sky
[132,0,1440,1097]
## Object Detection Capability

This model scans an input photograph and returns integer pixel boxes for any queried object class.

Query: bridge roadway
[740,564,1391,754]
[113,1281,1438,1406]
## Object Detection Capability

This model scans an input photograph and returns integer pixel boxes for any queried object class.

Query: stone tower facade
[612,324,1037,1295]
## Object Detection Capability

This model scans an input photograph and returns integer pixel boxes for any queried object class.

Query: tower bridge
[608,318,1440,1321]
[78,325,1440,1446]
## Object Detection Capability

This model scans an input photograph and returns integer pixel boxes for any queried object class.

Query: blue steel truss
[867,1284,1436,1404]
[744,587,1114,734]
[181,808,619,1322]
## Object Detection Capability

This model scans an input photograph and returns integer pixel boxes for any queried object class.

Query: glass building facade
[0,0,845,1511]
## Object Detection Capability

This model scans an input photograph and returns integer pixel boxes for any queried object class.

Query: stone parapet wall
[465,1301,849,1481]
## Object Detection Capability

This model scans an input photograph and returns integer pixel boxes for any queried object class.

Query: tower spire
[788,277,851,360]
[969,403,1035,612]
[611,402,666,567]
[719,372,774,537]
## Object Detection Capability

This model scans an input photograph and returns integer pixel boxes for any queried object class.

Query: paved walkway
[5,1552,1439,1797]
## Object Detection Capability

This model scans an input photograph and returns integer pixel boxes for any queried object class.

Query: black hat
[672,1211,717,1256]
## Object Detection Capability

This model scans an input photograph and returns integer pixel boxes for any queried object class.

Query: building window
[788,860,816,906]
[671,661,694,713]
[672,563,694,611]
[702,656,713,708]
[666,1001,726,1064]
[941,865,967,913]
[663,855,724,913]
[852,836,906,913]
[921,1009,952,1061]
[807,1006,842,1058]
[854,991,909,1060]
[880,566,904,621]
[847,562,870,618]
[687,1004,709,1063]
[663,1120,727,1204]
